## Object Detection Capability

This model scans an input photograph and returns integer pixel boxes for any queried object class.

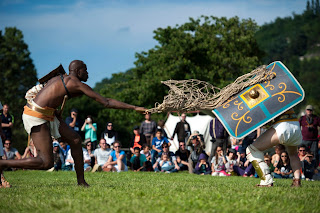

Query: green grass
[0,170,319,213]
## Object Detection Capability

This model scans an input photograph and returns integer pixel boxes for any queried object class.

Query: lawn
[0,170,319,213]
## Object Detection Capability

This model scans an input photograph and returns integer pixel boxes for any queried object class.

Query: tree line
[1,0,319,149]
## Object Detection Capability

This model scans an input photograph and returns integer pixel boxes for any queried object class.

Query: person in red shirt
[299,105,320,166]
[130,126,146,154]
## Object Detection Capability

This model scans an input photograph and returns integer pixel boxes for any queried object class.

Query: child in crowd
[159,153,175,173]
[225,149,237,175]
[274,151,293,179]
[195,153,211,175]
[140,144,151,161]
[255,154,274,178]
[211,146,229,176]
[302,152,318,181]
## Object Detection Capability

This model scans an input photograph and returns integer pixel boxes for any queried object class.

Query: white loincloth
[273,121,302,146]
[22,100,61,139]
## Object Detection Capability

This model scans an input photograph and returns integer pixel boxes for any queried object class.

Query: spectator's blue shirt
[152,136,169,150]
[110,150,127,165]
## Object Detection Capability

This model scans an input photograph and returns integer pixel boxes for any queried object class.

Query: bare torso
[33,75,83,109]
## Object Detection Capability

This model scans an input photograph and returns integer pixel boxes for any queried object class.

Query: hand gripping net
[147,65,275,113]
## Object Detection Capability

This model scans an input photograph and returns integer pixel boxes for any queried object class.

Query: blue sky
[0,0,306,87]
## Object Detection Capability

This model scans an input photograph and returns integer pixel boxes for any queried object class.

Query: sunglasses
[4,143,11,145]
[114,146,121,148]
[299,150,306,152]
[163,146,169,148]
[217,150,222,152]
[281,155,288,157]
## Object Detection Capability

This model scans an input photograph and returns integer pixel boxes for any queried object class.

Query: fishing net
[147,65,275,113]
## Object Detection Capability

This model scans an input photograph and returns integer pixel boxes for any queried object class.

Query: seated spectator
[271,144,285,167]
[140,144,151,161]
[211,146,228,176]
[22,138,37,159]
[187,133,206,174]
[255,154,275,178]
[159,152,176,173]
[153,143,179,172]
[302,152,318,181]
[65,147,92,171]
[130,126,146,154]
[225,149,237,175]
[233,149,254,177]
[52,141,65,171]
[130,147,150,171]
[298,144,307,161]
[91,138,112,172]
[175,142,190,171]
[104,141,128,172]
[3,139,21,170]
[101,122,118,147]
[59,141,70,160]
[151,129,170,165]
[194,153,211,175]
[274,151,293,179]
[84,140,95,167]
[81,115,98,149]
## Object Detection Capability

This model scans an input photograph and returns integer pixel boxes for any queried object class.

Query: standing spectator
[171,113,191,143]
[209,118,228,162]
[105,141,128,172]
[157,120,168,138]
[211,146,228,176]
[0,104,14,140]
[299,105,320,165]
[140,114,157,146]
[101,122,118,147]
[151,129,170,165]
[233,149,254,177]
[65,147,92,171]
[302,152,318,181]
[22,138,37,159]
[175,142,190,171]
[187,133,206,174]
[65,108,82,135]
[130,147,148,171]
[91,138,112,172]
[271,144,286,167]
[273,151,293,179]
[0,109,10,188]
[81,115,97,149]
[129,126,146,154]
[194,153,211,175]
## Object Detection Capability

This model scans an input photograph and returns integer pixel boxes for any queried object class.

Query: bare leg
[287,146,301,179]
[251,128,280,151]
[117,159,123,171]
[0,124,54,171]
[58,119,88,187]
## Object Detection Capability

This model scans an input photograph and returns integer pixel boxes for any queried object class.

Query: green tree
[0,27,38,151]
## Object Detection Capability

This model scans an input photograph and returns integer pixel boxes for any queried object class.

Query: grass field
[0,170,319,213]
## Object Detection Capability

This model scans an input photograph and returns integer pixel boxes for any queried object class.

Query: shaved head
[69,60,85,73]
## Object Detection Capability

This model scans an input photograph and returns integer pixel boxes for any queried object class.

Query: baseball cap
[306,105,313,110]
[53,141,60,147]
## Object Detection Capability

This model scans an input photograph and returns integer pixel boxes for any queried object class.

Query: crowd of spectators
[1,104,320,181]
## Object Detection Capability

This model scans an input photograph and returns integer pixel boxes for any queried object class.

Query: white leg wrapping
[246,145,273,186]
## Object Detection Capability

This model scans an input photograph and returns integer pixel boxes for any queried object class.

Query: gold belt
[26,102,55,116]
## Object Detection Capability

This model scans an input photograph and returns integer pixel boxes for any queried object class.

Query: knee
[246,145,264,162]
[41,158,54,170]
[72,136,82,146]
